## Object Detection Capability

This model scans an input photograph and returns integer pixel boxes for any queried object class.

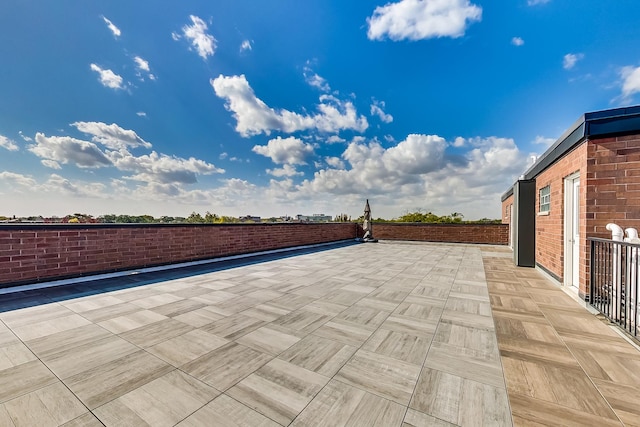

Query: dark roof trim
[502,105,640,197]
[501,186,513,202]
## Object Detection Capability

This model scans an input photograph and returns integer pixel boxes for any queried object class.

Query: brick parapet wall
[373,223,509,245]
[0,223,358,287]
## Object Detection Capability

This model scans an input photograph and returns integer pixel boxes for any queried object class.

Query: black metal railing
[589,237,640,339]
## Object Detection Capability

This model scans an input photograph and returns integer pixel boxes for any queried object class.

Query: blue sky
[1,0,640,219]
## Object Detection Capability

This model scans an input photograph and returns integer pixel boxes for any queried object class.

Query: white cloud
[134,56,150,72]
[102,16,121,37]
[620,65,640,101]
[90,64,124,90]
[133,56,155,80]
[107,149,224,184]
[29,133,113,168]
[136,112,147,117]
[72,121,152,150]
[370,100,394,123]
[41,160,62,169]
[240,40,252,52]
[527,0,550,5]
[303,65,331,92]
[0,135,19,151]
[181,15,216,59]
[211,74,368,137]
[18,131,32,142]
[563,53,584,70]
[219,152,228,160]
[511,37,524,46]
[252,136,315,165]
[0,171,37,188]
[267,164,303,177]
[367,0,482,41]
[533,135,555,148]
[326,135,346,144]
[43,174,107,197]
[325,156,345,169]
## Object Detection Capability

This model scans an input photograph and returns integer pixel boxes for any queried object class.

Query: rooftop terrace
[0,241,639,426]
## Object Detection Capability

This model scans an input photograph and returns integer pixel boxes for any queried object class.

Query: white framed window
[539,185,550,213]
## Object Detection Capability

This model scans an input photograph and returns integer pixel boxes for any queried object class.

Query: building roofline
[502,105,640,196]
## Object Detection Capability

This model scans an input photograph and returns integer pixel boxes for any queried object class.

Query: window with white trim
[539,185,550,213]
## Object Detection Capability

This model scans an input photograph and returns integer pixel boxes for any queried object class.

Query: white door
[509,204,514,249]
[571,178,580,287]
[564,174,580,288]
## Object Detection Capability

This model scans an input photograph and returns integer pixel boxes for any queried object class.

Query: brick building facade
[502,106,640,299]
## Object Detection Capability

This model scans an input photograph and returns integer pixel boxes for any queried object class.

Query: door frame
[564,172,580,289]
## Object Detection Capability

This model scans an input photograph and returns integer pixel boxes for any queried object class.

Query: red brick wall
[534,143,587,290]
[586,134,640,237]
[585,133,640,296]
[501,195,514,225]
[0,223,358,286]
[373,223,509,245]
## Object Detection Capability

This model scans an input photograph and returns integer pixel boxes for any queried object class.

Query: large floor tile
[0,360,58,403]
[410,367,511,427]
[362,328,431,365]
[177,393,280,427]
[291,379,406,427]
[3,382,87,427]
[335,349,420,406]
[182,342,272,391]
[93,370,219,427]
[65,350,173,409]
[236,324,304,356]
[147,329,229,367]
[227,358,329,425]
[278,334,357,377]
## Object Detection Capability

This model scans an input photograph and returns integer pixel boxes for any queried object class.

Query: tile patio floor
[0,241,639,426]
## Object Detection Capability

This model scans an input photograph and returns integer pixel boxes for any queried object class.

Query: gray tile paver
[1,242,520,426]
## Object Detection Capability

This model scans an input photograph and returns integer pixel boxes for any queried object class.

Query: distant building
[296,214,332,222]
[239,215,261,222]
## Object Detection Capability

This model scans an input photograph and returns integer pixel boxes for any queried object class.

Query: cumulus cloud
[240,40,252,52]
[252,136,315,165]
[72,121,152,150]
[325,156,345,169]
[136,112,147,117]
[267,164,303,177]
[367,0,482,41]
[102,16,121,37]
[211,74,368,137]
[43,174,107,197]
[180,15,216,59]
[0,135,19,151]
[527,0,550,5]
[0,171,37,188]
[90,64,124,90]
[29,133,112,168]
[107,149,224,184]
[370,100,393,123]
[41,160,62,169]
[563,53,584,70]
[620,65,640,101]
[511,37,524,46]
